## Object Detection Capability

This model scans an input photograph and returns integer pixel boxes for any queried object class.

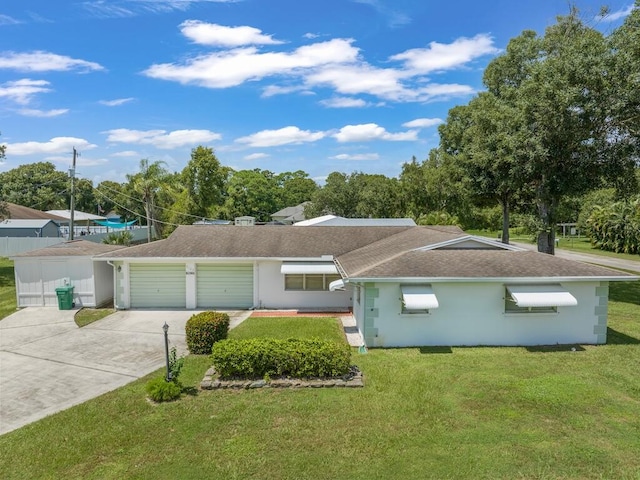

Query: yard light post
[162,322,171,382]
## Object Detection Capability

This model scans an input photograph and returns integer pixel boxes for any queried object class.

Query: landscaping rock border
[200,365,364,390]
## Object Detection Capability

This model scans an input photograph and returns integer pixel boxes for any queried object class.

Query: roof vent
[234,216,255,226]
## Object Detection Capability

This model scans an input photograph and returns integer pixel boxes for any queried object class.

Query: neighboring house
[11,240,125,307]
[0,219,61,238]
[5,203,67,222]
[294,215,417,227]
[270,202,310,224]
[96,224,637,347]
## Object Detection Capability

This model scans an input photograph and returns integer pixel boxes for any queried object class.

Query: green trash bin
[55,285,75,310]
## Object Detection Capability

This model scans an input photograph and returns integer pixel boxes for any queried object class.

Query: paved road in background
[510,241,640,274]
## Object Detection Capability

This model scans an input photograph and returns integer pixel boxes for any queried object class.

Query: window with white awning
[400,284,439,314]
[505,284,577,313]
[281,262,341,291]
[280,262,338,275]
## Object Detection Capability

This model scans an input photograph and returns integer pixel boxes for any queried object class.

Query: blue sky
[0,0,635,185]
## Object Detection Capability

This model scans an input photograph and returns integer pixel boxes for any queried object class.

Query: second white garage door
[130,264,186,308]
[197,263,253,308]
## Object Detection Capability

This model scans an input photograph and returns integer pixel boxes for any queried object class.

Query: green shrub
[186,311,230,354]
[211,338,351,379]
[146,377,182,402]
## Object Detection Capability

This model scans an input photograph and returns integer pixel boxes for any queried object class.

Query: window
[284,273,342,291]
[400,284,438,315]
[504,296,557,314]
[504,284,576,314]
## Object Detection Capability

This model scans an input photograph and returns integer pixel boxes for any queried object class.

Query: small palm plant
[102,231,134,246]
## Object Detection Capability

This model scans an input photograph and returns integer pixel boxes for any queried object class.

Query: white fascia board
[346,276,638,283]
[96,256,333,262]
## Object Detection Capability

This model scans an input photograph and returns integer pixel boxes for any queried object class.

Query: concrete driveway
[0,308,251,436]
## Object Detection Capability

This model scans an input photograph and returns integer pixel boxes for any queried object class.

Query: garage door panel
[197,264,253,308]
[130,264,186,308]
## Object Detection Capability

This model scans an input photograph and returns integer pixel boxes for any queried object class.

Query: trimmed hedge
[211,338,351,379]
[186,311,230,354]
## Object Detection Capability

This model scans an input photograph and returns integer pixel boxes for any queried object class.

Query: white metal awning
[280,262,338,275]
[329,279,345,291]
[401,285,439,310]
[506,284,577,308]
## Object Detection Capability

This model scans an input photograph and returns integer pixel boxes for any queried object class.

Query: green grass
[0,257,17,320]
[1,283,639,479]
[74,307,116,327]
[229,316,346,342]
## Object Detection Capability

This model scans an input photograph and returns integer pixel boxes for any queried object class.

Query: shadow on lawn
[606,327,640,345]
[525,344,586,353]
[609,281,640,306]
[418,346,453,354]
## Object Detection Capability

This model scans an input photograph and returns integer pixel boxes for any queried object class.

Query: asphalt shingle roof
[12,240,126,257]
[342,249,631,279]
[97,225,413,259]
[94,224,633,280]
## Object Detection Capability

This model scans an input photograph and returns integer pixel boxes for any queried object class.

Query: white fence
[0,237,65,257]
[0,227,149,257]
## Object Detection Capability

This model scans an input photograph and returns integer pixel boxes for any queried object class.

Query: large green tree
[275,170,318,208]
[308,172,402,219]
[182,146,228,219]
[220,169,279,222]
[0,162,68,211]
[608,0,640,194]
[439,92,536,244]
[480,10,630,254]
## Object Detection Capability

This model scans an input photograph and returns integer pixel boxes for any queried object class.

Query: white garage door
[197,263,253,308]
[42,260,69,306]
[130,264,186,308]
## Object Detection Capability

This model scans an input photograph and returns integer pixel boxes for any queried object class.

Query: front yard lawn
[1,283,639,479]
[0,257,16,320]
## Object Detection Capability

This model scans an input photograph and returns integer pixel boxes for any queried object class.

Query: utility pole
[69,147,77,240]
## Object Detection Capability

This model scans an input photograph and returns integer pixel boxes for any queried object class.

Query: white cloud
[330,153,379,160]
[391,34,499,73]
[99,97,134,106]
[402,118,443,128]
[261,85,313,97]
[180,21,283,46]
[83,0,239,18]
[0,14,21,25]
[244,152,270,160]
[333,123,418,142]
[6,137,97,155]
[111,150,140,157]
[143,38,359,88]
[596,4,635,21]
[18,108,69,117]
[144,24,489,104]
[303,33,320,39]
[353,0,410,28]
[0,79,51,105]
[320,97,368,108]
[105,128,221,149]
[0,51,104,72]
[236,126,326,147]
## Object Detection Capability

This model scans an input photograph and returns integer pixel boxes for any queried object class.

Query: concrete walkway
[0,308,252,436]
